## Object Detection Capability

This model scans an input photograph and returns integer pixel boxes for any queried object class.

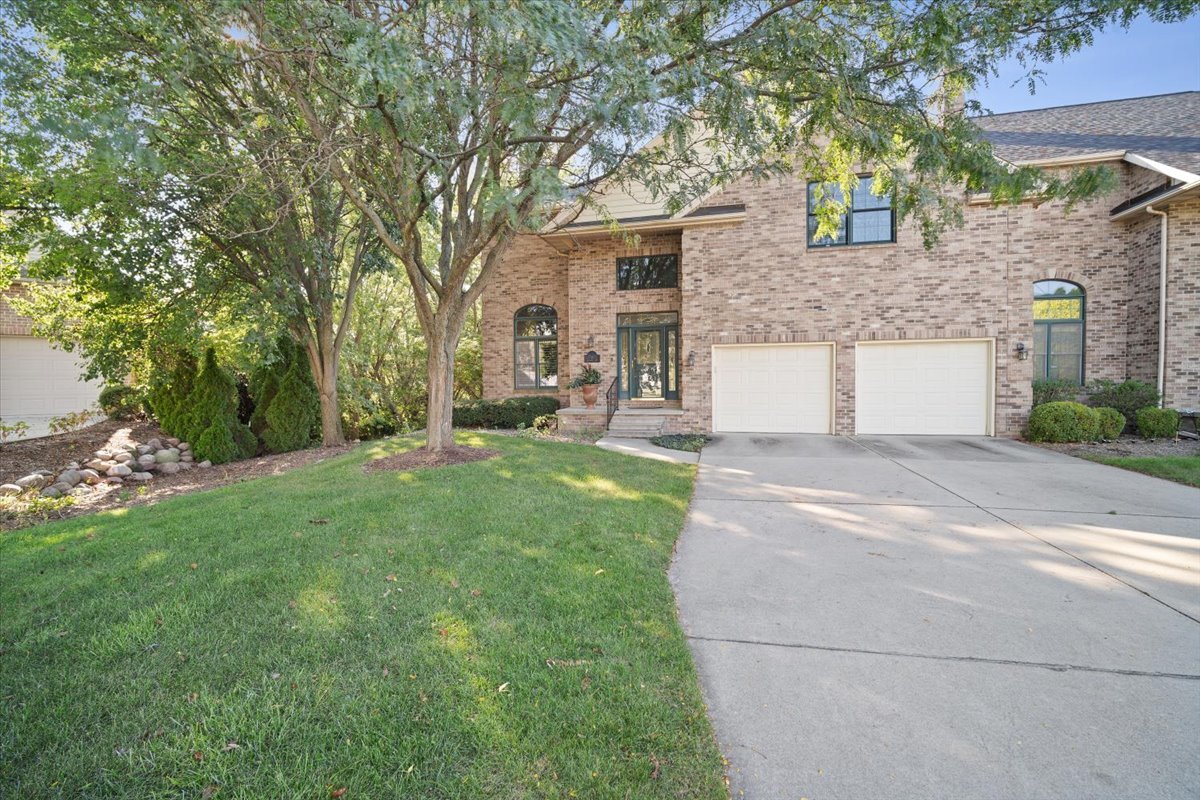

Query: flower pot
[582,384,599,409]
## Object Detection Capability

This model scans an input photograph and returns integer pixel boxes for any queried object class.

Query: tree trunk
[315,374,343,446]
[303,322,347,447]
[425,330,457,452]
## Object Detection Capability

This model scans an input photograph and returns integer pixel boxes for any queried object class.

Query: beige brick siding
[1165,197,1200,409]
[482,161,1199,434]
[0,284,34,336]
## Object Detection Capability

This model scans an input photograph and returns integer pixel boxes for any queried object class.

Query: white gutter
[1110,180,1200,221]
[1124,153,1200,184]
[1146,205,1168,406]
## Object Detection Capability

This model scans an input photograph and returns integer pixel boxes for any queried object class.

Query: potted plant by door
[567,365,603,409]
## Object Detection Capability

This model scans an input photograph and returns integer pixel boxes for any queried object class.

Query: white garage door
[856,340,992,435]
[0,335,103,437]
[712,344,833,433]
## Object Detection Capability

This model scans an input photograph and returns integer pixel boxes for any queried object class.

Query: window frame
[806,174,896,249]
[513,304,559,391]
[1032,281,1086,385]
[616,254,679,291]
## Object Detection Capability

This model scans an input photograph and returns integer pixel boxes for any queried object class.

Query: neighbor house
[0,280,103,438]
[480,92,1200,438]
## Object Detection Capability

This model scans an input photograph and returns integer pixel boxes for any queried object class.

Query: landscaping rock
[128,472,153,482]
[198,460,212,468]
[104,477,124,485]
[41,486,62,498]
[165,437,180,447]
[180,453,194,463]
[155,449,181,463]
[178,441,190,450]
[107,464,133,477]
[137,454,157,467]
[146,438,163,450]
[177,461,193,471]
[0,483,21,496]
[16,474,51,489]
[113,452,134,464]
[48,481,73,495]
[85,459,108,471]
[94,450,112,460]
[57,470,82,487]
[80,469,102,485]
[136,444,153,456]
[158,462,181,475]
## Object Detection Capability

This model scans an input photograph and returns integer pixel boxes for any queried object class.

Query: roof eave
[539,209,745,240]
[1110,180,1200,221]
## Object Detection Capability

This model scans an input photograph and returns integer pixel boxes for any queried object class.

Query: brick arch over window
[1033,280,1086,385]
[513,304,559,390]
[1036,268,1091,294]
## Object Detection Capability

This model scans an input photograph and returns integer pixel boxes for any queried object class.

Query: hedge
[452,397,560,429]
[99,385,144,420]
[1136,407,1179,439]
[1026,401,1101,443]
[1085,379,1159,432]
[1093,407,1126,441]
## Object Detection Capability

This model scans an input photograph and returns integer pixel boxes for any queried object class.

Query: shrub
[452,397,560,429]
[1032,379,1078,407]
[1026,401,1101,443]
[98,385,144,420]
[263,358,319,453]
[196,421,240,465]
[233,424,260,459]
[359,409,402,440]
[248,370,279,436]
[148,352,197,436]
[1093,407,1126,441]
[650,433,708,453]
[1085,379,1159,431]
[187,348,253,464]
[1136,407,1179,439]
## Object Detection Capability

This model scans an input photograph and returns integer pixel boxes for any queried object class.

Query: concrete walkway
[596,435,700,464]
[671,434,1200,800]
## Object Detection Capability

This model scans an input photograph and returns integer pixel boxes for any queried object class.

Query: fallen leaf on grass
[330,789,347,798]
[309,518,329,525]
[382,666,389,677]
[222,741,240,752]
[193,750,203,762]
[497,682,510,693]
[449,578,460,588]
[470,589,481,597]
[650,754,661,779]
[593,568,605,575]
[385,574,397,582]
[189,563,198,570]
[201,785,219,799]
[546,658,592,669]
[271,672,281,680]
[287,600,297,609]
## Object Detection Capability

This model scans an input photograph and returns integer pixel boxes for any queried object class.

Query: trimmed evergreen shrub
[187,348,253,464]
[1026,401,1101,443]
[196,420,240,465]
[98,385,144,420]
[1085,379,1159,432]
[1136,407,1179,439]
[452,397,560,429]
[263,357,319,453]
[1032,379,1078,407]
[149,353,197,436]
[1094,407,1126,441]
[233,424,260,459]
[249,370,279,436]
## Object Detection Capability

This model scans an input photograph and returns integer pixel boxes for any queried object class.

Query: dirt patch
[1033,435,1200,459]
[2,444,353,531]
[0,419,165,485]
[364,445,499,473]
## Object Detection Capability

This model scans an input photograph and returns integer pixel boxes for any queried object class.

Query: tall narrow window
[1033,280,1085,384]
[806,175,895,247]
[514,304,558,389]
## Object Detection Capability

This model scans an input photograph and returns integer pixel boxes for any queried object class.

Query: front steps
[606,408,684,439]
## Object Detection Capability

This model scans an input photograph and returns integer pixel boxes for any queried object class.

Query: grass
[1082,454,1200,487]
[0,432,724,798]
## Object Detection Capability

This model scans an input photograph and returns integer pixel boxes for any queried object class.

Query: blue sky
[971,13,1200,113]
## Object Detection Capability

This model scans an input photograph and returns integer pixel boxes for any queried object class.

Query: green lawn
[0,432,725,798]
[1083,454,1200,487]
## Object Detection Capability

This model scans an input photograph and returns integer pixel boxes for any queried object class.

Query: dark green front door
[617,312,679,401]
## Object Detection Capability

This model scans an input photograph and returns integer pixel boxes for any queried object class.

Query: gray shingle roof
[973,92,1200,178]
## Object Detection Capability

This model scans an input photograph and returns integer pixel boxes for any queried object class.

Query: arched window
[1033,280,1085,384]
[514,304,558,389]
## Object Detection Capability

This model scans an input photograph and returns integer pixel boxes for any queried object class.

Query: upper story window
[617,254,678,290]
[1033,280,1085,384]
[514,304,558,389]
[806,175,895,247]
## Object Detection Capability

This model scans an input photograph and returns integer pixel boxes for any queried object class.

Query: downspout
[1145,205,1168,406]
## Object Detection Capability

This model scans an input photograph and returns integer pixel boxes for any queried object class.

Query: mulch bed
[0,419,164,485]
[1033,434,1200,459]
[364,445,499,473]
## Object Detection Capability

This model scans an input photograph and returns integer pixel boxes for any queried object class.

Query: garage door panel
[1,336,103,430]
[713,344,832,434]
[856,340,991,436]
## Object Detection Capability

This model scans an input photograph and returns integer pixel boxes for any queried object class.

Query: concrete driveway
[671,434,1200,800]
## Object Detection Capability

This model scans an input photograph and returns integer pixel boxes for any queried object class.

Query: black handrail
[605,376,618,429]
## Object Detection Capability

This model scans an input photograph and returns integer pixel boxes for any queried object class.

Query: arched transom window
[514,304,558,389]
[1033,280,1085,384]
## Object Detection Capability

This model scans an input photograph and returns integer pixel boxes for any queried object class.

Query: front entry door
[617,312,679,401]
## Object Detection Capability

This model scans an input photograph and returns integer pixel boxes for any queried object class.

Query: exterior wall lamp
[1014,342,1029,361]
[686,351,696,367]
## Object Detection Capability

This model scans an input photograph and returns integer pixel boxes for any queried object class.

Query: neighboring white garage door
[712,344,833,433]
[0,335,103,437]
[856,339,992,435]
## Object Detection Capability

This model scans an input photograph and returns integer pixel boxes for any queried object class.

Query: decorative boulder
[158,462,181,475]
[80,469,102,485]
[57,470,82,487]
[128,471,153,482]
[146,438,163,450]
[113,452,134,464]
[85,459,107,471]
[16,474,51,489]
[136,444,153,456]
[48,481,73,495]
[180,453,194,463]
[41,486,63,498]
[0,483,21,496]
[165,437,180,447]
[93,450,112,460]
[104,476,124,485]
[155,449,181,464]
[178,441,190,451]
[198,460,212,468]
[107,464,133,477]
[177,461,193,471]
[137,454,157,467]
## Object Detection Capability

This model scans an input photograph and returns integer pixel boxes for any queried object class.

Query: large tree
[238,0,1194,450]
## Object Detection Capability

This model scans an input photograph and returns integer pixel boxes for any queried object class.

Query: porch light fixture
[1014,342,1029,361]
[686,351,695,367]
[586,334,595,347]
[583,350,600,363]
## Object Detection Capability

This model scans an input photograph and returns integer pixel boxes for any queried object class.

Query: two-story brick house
[481,92,1200,438]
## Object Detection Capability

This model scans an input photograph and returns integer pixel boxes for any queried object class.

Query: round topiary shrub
[263,358,318,453]
[195,420,240,465]
[1094,407,1126,441]
[1136,407,1179,440]
[1026,401,1101,443]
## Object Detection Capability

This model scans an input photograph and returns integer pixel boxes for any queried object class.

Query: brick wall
[482,161,1194,434]
[0,284,34,336]
[1165,197,1200,409]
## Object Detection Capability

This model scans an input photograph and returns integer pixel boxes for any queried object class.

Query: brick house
[480,92,1200,437]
